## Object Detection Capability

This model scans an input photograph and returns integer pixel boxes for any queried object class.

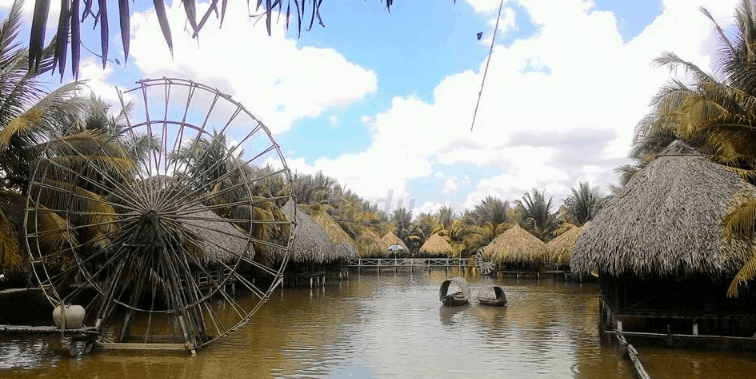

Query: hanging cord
[470,0,505,132]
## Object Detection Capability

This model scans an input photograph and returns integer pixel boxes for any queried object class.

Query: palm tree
[516,189,557,241]
[0,2,90,278]
[391,207,413,247]
[470,195,509,225]
[562,182,607,226]
[629,0,756,296]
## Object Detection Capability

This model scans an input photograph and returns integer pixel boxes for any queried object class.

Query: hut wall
[600,276,756,337]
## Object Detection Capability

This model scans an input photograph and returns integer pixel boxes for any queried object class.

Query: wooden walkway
[347,258,468,271]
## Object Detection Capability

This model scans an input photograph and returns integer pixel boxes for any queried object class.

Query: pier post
[693,320,699,336]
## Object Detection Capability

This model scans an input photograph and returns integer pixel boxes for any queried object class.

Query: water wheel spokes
[26,78,295,352]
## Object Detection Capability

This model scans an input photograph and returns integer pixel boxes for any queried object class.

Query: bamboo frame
[24,78,296,352]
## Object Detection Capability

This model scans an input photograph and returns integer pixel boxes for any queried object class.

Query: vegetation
[29,0,407,79]
[622,0,756,297]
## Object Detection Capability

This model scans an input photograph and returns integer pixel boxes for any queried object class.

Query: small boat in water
[439,277,471,307]
[477,285,507,306]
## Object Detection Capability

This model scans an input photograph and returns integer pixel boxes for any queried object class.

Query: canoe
[477,285,507,306]
[439,277,471,307]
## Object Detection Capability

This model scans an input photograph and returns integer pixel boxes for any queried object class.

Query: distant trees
[562,182,608,226]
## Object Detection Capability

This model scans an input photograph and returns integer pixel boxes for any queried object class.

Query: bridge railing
[346,257,468,267]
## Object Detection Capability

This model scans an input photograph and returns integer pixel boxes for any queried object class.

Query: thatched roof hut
[355,228,384,257]
[571,140,756,279]
[420,233,453,256]
[307,207,359,259]
[483,225,546,267]
[0,192,25,275]
[179,203,254,264]
[278,201,354,264]
[379,232,408,257]
[547,223,589,267]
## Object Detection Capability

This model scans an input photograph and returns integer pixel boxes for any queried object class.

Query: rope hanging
[470,0,505,132]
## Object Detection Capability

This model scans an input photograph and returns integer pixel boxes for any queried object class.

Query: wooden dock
[0,324,98,335]
[283,271,326,288]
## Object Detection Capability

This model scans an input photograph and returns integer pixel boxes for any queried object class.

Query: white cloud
[307,0,740,212]
[127,0,378,134]
[442,177,459,195]
[329,115,338,127]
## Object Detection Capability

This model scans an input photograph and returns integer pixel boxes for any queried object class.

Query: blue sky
[1,0,740,216]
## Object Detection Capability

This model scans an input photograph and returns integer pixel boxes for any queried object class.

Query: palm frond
[722,198,756,240]
[727,251,756,297]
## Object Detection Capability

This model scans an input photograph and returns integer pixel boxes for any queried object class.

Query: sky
[0,0,744,217]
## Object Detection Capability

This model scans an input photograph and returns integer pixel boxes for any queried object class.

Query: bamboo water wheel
[24,78,294,352]
[476,249,494,275]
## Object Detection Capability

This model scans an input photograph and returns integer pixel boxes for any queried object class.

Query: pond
[1,268,755,378]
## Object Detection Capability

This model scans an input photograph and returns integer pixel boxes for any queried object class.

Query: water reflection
[4,269,748,378]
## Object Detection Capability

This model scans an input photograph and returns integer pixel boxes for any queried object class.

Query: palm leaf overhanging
[29,0,417,79]
[622,0,756,297]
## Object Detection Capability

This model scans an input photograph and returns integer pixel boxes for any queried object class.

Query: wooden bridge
[347,257,469,271]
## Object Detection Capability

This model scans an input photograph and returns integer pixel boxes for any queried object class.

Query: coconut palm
[562,182,607,226]
[470,195,509,225]
[625,1,756,296]
[391,207,413,245]
[516,189,557,241]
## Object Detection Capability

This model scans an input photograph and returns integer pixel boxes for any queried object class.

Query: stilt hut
[305,205,359,269]
[380,232,409,258]
[546,223,589,270]
[571,141,756,340]
[420,233,453,257]
[278,201,355,285]
[483,225,546,271]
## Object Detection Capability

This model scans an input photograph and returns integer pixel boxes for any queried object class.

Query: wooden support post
[693,319,699,336]
[309,277,313,288]
[617,319,623,333]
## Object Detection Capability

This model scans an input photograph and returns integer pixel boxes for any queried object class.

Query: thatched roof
[307,208,359,259]
[355,228,384,257]
[483,225,546,266]
[571,140,756,278]
[0,192,24,274]
[420,233,453,256]
[547,223,589,266]
[380,232,408,256]
[278,201,353,263]
[180,203,253,264]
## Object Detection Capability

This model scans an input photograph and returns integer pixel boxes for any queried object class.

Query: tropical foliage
[29,0,406,79]
[624,0,756,297]
[562,182,608,226]
[516,189,558,241]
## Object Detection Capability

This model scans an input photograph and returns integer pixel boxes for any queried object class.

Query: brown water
[1,269,755,378]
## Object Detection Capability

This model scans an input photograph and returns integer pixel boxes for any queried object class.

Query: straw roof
[355,228,384,257]
[278,201,353,263]
[483,224,546,266]
[307,208,359,259]
[571,140,756,278]
[547,223,589,266]
[420,233,453,256]
[380,232,408,254]
[179,203,253,264]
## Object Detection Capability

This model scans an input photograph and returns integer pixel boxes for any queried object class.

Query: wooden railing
[346,257,468,268]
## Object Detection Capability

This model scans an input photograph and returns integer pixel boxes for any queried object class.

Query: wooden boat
[477,285,507,306]
[439,277,471,307]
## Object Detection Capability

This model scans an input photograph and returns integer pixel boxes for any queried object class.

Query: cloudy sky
[1,0,743,216]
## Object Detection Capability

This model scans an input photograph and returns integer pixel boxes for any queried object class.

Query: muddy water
[1,269,754,378]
